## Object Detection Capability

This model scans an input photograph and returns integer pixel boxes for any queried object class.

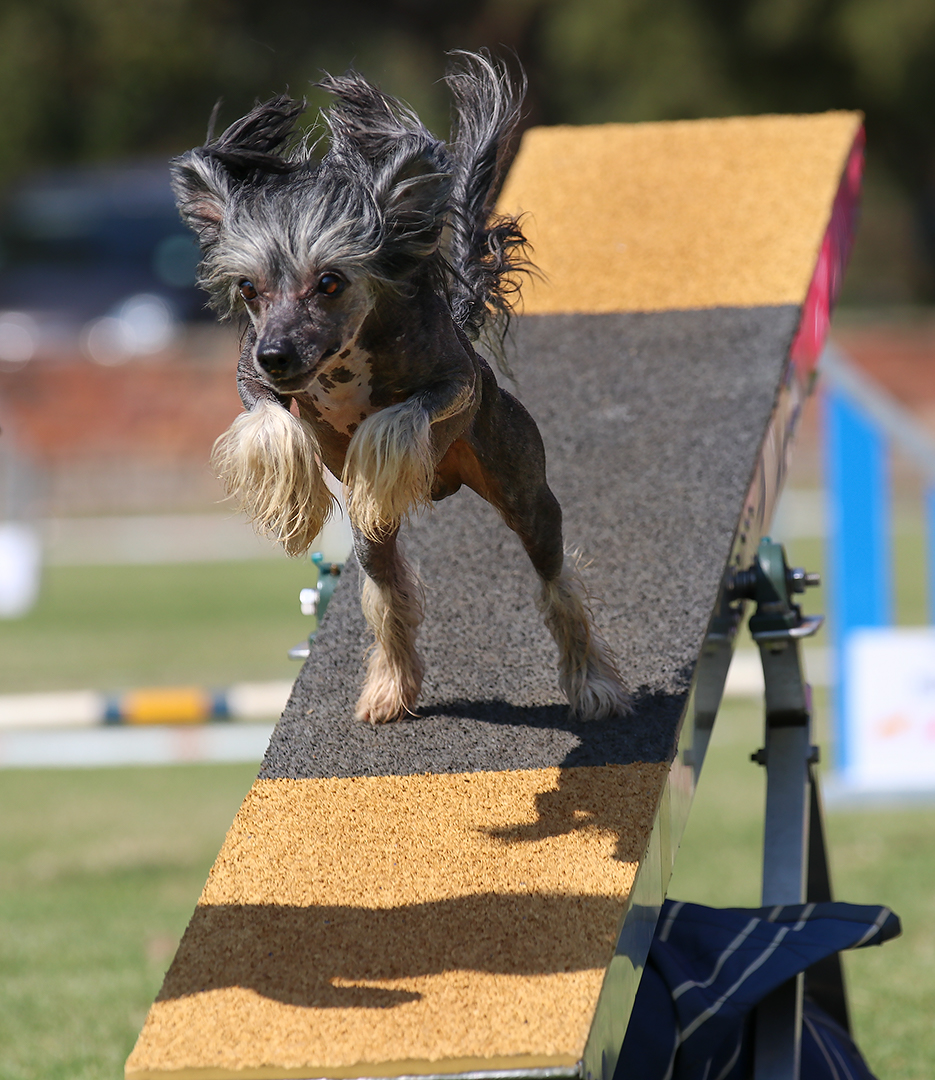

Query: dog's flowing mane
[171,51,530,357]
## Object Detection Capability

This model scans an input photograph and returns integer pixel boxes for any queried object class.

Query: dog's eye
[239,280,258,302]
[317,273,346,297]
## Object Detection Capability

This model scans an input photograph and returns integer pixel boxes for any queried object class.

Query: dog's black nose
[256,338,300,379]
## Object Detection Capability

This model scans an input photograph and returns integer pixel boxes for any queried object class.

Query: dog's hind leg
[352,525,425,724]
[536,560,633,721]
[455,385,632,720]
[521,490,632,721]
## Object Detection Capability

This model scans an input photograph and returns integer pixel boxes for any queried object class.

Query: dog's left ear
[171,96,305,249]
[320,73,451,277]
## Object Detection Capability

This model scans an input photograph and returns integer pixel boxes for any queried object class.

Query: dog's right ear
[171,96,305,249]
[170,153,230,249]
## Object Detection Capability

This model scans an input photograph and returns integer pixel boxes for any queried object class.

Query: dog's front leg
[212,329,335,555]
[342,374,476,541]
[353,525,425,723]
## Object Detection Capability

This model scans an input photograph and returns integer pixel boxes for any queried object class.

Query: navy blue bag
[616,900,900,1080]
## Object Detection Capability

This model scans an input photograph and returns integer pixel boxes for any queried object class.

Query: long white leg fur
[212,399,335,557]
[356,555,425,724]
[538,564,633,720]
[343,399,434,542]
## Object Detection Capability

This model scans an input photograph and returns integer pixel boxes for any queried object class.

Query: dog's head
[171,80,451,393]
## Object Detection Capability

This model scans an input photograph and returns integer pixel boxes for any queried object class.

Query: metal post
[804,771,850,1033]
[752,638,815,1080]
[690,592,743,781]
[730,539,825,1080]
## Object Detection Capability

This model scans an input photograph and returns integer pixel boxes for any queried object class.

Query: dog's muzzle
[256,338,341,386]
[255,337,302,381]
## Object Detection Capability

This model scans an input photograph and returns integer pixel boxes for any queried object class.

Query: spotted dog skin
[235,283,552,552]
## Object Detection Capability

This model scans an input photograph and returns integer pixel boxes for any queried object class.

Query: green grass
[0,560,319,693]
[669,694,935,1080]
[0,559,320,1077]
[0,764,258,1080]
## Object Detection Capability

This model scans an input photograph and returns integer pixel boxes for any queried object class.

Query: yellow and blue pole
[103,687,230,725]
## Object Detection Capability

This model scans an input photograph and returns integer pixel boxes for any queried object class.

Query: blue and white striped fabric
[616,900,900,1080]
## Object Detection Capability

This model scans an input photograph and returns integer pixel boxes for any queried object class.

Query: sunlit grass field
[0,532,932,1079]
[0,764,257,1080]
[0,559,318,693]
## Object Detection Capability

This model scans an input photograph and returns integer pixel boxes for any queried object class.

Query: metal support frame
[730,538,848,1080]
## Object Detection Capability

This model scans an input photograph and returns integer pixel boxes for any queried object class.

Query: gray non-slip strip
[261,306,799,781]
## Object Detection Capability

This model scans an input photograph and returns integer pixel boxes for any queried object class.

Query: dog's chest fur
[300,341,376,436]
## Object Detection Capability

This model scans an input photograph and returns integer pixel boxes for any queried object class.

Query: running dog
[171,51,631,723]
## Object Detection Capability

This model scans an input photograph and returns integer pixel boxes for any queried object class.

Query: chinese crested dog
[171,51,631,723]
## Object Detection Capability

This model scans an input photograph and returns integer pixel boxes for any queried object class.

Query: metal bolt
[787,567,821,593]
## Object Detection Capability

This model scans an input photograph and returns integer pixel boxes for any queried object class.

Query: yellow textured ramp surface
[126,764,667,1079]
[497,112,862,314]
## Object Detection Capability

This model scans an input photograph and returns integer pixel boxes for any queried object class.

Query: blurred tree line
[1,0,934,303]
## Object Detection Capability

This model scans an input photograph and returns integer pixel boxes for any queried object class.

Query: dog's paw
[354,671,421,724]
[566,655,633,721]
[539,567,632,721]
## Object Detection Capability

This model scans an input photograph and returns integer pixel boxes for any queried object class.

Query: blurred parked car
[0,162,206,367]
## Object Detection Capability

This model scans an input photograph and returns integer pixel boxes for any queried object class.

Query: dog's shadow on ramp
[169,713,675,1012]
[482,760,668,865]
[270,684,687,780]
[158,891,631,1010]
[415,683,687,769]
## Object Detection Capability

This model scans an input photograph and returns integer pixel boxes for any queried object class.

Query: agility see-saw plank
[127,112,863,1080]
